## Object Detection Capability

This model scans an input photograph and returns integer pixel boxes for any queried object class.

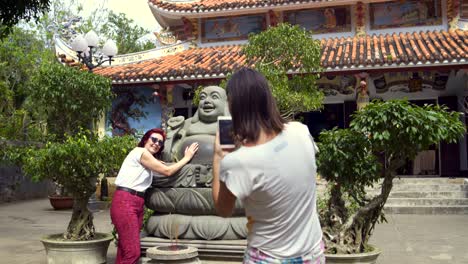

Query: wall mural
[284,6,351,34]
[317,75,357,96]
[201,15,265,42]
[370,0,442,29]
[110,88,162,136]
[372,71,449,94]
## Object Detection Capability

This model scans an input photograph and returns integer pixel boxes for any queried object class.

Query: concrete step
[390,177,466,185]
[386,198,468,206]
[387,191,468,199]
[368,184,468,192]
[318,178,468,214]
[384,205,468,214]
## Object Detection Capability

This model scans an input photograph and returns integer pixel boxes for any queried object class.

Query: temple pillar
[447,0,461,30]
[355,2,366,37]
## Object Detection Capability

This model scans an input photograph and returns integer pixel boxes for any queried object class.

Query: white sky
[73,0,160,32]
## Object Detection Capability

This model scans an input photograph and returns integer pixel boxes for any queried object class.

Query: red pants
[110,190,145,264]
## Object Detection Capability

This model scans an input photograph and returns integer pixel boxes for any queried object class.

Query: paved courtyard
[0,198,467,264]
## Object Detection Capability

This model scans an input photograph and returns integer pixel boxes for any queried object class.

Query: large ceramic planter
[49,195,74,210]
[325,246,381,264]
[41,233,113,264]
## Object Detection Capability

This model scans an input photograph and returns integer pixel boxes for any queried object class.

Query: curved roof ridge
[68,29,467,84]
[149,0,355,15]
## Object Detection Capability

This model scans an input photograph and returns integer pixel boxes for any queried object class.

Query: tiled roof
[149,0,349,14]
[93,30,467,84]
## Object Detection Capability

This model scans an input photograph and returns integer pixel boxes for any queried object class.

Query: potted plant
[21,131,136,263]
[316,100,465,263]
[16,61,116,263]
[48,182,74,210]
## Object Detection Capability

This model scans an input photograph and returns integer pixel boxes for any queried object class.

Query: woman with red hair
[111,128,198,264]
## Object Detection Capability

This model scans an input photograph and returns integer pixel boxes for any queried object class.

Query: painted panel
[284,6,352,34]
[462,1,468,20]
[370,0,442,29]
[317,75,357,96]
[201,15,265,43]
[372,71,449,94]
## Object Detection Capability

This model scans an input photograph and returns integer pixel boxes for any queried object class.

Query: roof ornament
[47,16,83,44]
[154,27,179,46]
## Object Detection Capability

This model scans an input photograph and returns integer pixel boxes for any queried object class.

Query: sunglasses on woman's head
[150,137,164,146]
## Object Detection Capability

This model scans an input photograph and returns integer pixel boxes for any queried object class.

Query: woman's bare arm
[140,143,198,176]
[212,132,237,217]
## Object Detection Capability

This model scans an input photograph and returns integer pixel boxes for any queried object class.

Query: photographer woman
[111,128,198,264]
[212,68,324,263]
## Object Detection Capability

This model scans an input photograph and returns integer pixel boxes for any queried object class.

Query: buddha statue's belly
[176,135,215,164]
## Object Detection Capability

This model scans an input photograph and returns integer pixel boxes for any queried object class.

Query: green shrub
[21,131,137,240]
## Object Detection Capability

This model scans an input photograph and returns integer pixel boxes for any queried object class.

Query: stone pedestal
[143,245,201,264]
[140,237,246,263]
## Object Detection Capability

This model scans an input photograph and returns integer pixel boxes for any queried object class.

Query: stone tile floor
[1,199,467,264]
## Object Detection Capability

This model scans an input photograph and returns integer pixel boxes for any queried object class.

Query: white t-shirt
[115,147,153,192]
[220,122,322,258]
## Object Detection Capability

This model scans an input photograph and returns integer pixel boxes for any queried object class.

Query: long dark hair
[138,128,166,158]
[226,67,285,144]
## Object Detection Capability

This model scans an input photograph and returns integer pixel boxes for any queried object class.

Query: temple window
[284,6,352,34]
[201,14,266,43]
[369,0,442,29]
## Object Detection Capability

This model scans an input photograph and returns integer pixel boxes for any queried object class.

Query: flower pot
[48,195,74,210]
[41,232,113,264]
[325,246,381,264]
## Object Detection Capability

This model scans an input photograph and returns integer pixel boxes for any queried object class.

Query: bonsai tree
[21,131,136,240]
[243,23,324,119]
[194,23,324,120]
[316,100,465,254]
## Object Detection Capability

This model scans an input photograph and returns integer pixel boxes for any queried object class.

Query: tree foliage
[99,11,154,54]
[30,62,113,140]
[0,27,53,141]
[21,131,136,240]
[28,0,154,53]
[317,100,465,254]
[243,23,324,119]
[0,0,50,37]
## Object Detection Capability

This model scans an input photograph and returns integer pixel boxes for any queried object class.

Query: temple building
[56,0,468,176]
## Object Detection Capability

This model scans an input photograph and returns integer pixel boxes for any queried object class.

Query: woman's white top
[115,147,152,192]
[220,122,322,258]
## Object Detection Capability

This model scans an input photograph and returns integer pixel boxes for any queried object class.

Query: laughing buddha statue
[152,86,230,188]
[162,85,229,164]
[146,86,247,241]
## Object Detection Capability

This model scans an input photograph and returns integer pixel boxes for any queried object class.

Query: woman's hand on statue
[184,143,199,160]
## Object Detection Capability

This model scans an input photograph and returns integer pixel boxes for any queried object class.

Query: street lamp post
[71,30,118,72]
[70,30,118,203]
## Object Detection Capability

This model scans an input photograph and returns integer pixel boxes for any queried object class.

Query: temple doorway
[300,103,345,140]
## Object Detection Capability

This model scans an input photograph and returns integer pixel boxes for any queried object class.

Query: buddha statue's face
[198,86,226,123]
